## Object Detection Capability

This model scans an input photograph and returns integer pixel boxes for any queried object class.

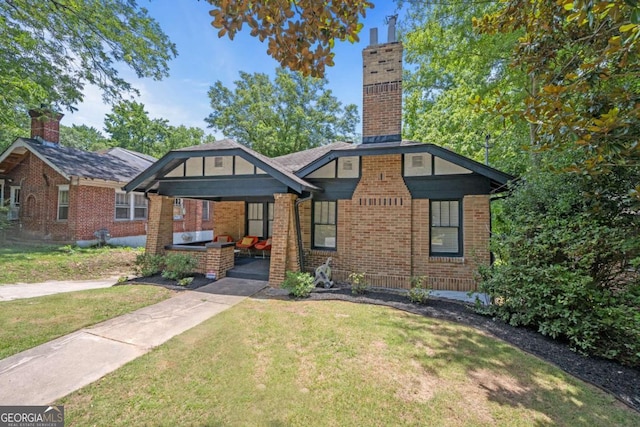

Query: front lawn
[0,285,173,359]
[61,298,639,426]
[0,244,140,284]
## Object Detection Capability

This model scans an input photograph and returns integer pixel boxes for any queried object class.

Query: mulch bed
[257,285,640,413]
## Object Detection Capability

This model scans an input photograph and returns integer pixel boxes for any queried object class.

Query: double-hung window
[57,185,69,220]
[313,201,337,250]
[430,200,462,256]
[115,192,130,220]
[202,201,210,221]
[133,194,148,220]
[115,191,147,220]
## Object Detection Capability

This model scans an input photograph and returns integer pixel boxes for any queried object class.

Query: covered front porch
[125,140,321,286]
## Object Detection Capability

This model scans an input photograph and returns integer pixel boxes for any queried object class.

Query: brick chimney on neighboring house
[362,15,403,144]
[28,108,64,144]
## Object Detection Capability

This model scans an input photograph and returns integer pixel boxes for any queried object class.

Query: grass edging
[0,285,173,359]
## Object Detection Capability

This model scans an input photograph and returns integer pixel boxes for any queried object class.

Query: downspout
[294,193,313,272]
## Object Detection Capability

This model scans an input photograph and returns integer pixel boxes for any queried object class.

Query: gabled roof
[274,142,354,173]
[0,138,155,183]
[294,140,515,190]
[124,139,321,194]
[124,138,515,197]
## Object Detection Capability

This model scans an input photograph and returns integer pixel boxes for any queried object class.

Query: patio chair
[213,235,234,243]
[236,235,259,256]
[254,237,272,258]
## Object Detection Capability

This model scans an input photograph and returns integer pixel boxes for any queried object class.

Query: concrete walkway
[0,278,267,405]
[0,277,121,301]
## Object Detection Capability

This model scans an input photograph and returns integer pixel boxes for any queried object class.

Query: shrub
[178,277,194,287]
[162,253,198,281]
[407,276,430,304]
[134,253,165,277]
[281,271,315,298]
[348,272,368,295]
[479,170,640,367]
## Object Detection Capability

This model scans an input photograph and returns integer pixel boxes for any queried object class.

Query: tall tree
[60,124,109,151]
[205,0,373,77]
[474,0,640,190]
[400,0,529,174]
[104,100,212,157]
[104,101,170,157]
[0,0,177,134]
[473,1,640,366]
[205,68,358,156]
[163,125,215,152]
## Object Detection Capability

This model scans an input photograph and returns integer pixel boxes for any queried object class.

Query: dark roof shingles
[25,139,153,182]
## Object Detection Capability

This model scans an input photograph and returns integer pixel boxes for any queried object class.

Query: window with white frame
[57,185,69,220]
[115,191,147,220]
[9,186,20,208]
[430,200,462,256]
[8,186,20,220]
[115,192,131,220]
[313,201,337,249]
[202,200,210,221]
[173,198,184,220]
[133,194,148,220]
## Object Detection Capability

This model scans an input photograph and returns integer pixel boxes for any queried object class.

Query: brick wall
[145,194,174,255]
[269,193,300,285]
[165,248,208,274]
[6,152,211,244]
[205,244,234,279]
[172,199,214,234]
[211,201,245,241]
[7,153,71,241]
[300,154,491,292]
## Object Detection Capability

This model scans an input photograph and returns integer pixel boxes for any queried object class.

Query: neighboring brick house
[0,109,213,246]
[125,24,514,291]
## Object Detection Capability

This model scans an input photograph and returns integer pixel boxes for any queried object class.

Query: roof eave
[124,147,321,195]
[296,142,515,186]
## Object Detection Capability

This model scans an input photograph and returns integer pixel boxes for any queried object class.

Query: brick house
[0,109,213,246]
[125,24,514,291]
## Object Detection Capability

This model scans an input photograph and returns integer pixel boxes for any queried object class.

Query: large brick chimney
[29,108,64,144]
[362,16,403,144]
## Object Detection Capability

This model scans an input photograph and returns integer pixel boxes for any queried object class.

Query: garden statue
[314,257,334,288]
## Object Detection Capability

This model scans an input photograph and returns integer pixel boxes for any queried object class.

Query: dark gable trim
[158,176,288,198]
[404,174,491,199]
[306,178,360,200]
[296,143,514,189]
[124,147,321,194]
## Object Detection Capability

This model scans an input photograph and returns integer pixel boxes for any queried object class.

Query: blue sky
[67,1,402,138]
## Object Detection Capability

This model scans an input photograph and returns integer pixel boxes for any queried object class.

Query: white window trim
[57,185,69,220]
[173,198,184,220]
[115,191,147,221]
[202,200,210,221]
[9,186,20,208]
[7,186,20,220]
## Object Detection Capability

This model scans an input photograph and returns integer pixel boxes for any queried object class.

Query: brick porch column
[145,194,174,255]
[269,193,300,286]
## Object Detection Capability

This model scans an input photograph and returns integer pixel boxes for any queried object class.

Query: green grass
[61,299,639,426]
[0,285,173,359]
[0,244,140,284]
